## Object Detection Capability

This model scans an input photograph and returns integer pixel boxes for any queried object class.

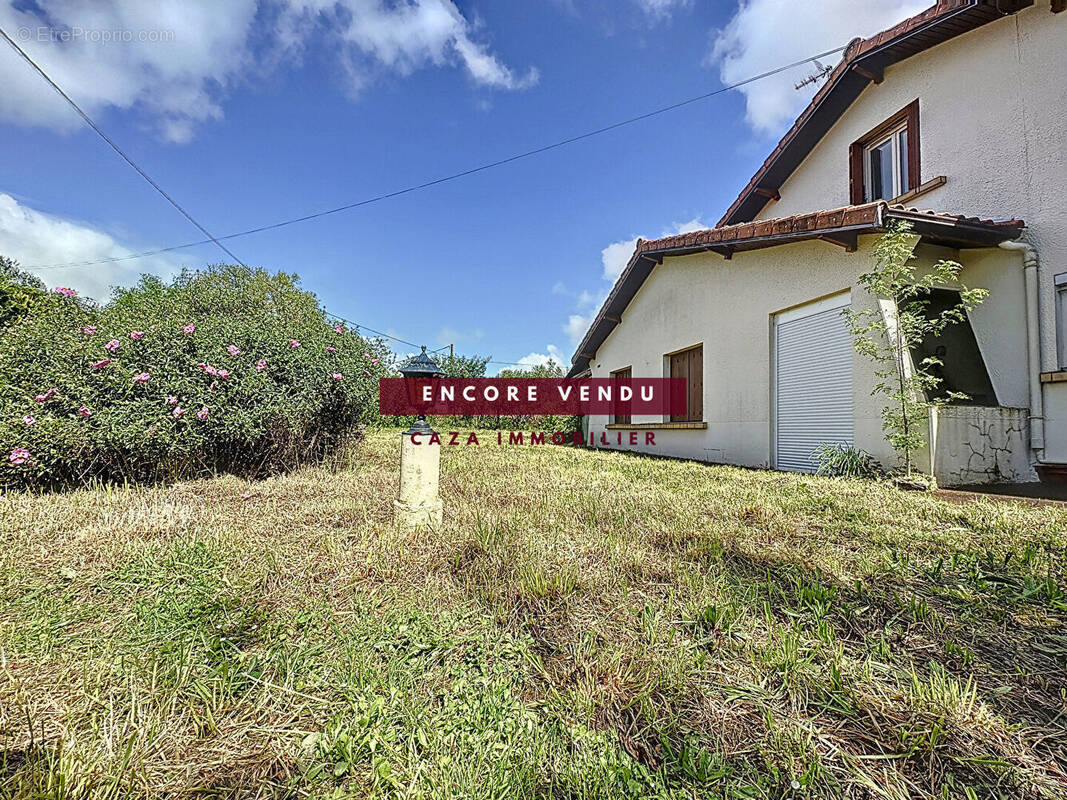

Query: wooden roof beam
[851,64,884,84]
[819,232,859,252]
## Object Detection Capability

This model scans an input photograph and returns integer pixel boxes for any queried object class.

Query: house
[568,0,1067,486]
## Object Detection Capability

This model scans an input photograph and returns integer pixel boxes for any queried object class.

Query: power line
[0,26,246,268]
[321,309,423,350]
[19,44,848,272]
[0,24,425,352]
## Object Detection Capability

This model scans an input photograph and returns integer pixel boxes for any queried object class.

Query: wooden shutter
[688,346,703,422]
[904,99,921,192]
[669,346,702,422]
[611,367,631,425]
[849,141,865,204]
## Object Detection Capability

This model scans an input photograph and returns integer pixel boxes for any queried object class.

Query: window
[1057,273,1067,368]
[668,345,703,422]
[610,366,631,425]
[850,100,920,205]
[865,126,909,202]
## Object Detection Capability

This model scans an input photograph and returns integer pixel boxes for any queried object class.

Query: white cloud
[511,344,567,372]
[0,192,188,301]
[564,313,592,348]
[600,216,705,281]
[636,0,691,20]
[565,216,706,349]
[601,238,637,282]
[708,0,928,136]
[0,0,537,143]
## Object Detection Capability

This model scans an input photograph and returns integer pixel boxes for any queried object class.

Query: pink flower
[9,448,32,466]
[55,287,76,297]
[82,325,97,335]
[363,369,370,377]
[23,415,35,426]
[372,358,379,365]
[130,331,144,340]
[327,346,337,353]
[92,359,111,370]
[196,406,209,421]
[227,344,241,356]
[218,369,230,380]
[78,406,92,418]
[289,339,300,348]
[332,373,343,381]
[363,352,371,359]
[133,372,151,383]
[35,388,58,403]
[173,406,185,418]
[255,359,266,371]
[166,396,178,405]
[334,324,344,334]
[198,363,218,376]
[105,339,120,352]
[182,323,196,334]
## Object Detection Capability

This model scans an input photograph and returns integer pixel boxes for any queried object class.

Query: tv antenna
[794,59,833,90]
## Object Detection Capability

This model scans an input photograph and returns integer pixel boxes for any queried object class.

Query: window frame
[850,100,921,205]
[610,366,632,425]
[1056,273,1067,368]
[862,124,909,202]
[666,344,703,423]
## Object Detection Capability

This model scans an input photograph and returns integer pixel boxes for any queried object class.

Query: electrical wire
[16,44,849,272]
[0,25,428,351]
[0,25,246,268]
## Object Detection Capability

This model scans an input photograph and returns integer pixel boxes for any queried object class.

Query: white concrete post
[395,429,443,529]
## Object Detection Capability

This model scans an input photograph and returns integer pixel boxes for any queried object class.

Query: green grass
[1,430,1066,798]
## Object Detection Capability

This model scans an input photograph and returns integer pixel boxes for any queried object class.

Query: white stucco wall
[751,4,1067,462]
[586,234,1027,482]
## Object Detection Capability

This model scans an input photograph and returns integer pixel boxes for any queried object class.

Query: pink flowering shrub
[0,264,391,489]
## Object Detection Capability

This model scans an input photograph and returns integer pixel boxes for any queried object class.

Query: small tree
[844,222,988,475]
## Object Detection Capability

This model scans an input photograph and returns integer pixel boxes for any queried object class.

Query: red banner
[379,378,687,416]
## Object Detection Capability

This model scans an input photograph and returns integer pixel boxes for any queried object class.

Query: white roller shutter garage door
[775,293,854,472]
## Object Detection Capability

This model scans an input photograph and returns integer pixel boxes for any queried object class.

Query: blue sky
[0,0,926,370]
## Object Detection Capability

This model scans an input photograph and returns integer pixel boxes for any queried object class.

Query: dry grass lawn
[1,429,1066,799]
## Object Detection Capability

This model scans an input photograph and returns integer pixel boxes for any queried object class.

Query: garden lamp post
[395,347,445,529]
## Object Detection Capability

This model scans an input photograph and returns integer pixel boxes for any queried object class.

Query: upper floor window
[850,100,920,205]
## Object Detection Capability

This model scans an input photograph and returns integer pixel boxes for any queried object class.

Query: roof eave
[566,209,1023,377]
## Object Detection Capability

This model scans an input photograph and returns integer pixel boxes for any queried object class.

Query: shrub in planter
[0,264,391,489]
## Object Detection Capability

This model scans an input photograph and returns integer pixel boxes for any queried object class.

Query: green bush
[812,443,883,480]
[0,264,391,489]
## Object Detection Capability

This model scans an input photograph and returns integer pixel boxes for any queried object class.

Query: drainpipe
[999,240,1045,460]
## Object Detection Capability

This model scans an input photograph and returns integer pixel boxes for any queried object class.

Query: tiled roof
[717,0,1032,227]
[566,202,1023,377]
[645,202,1022,254]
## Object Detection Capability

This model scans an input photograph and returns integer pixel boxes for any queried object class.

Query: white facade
[578,4,1067,484]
